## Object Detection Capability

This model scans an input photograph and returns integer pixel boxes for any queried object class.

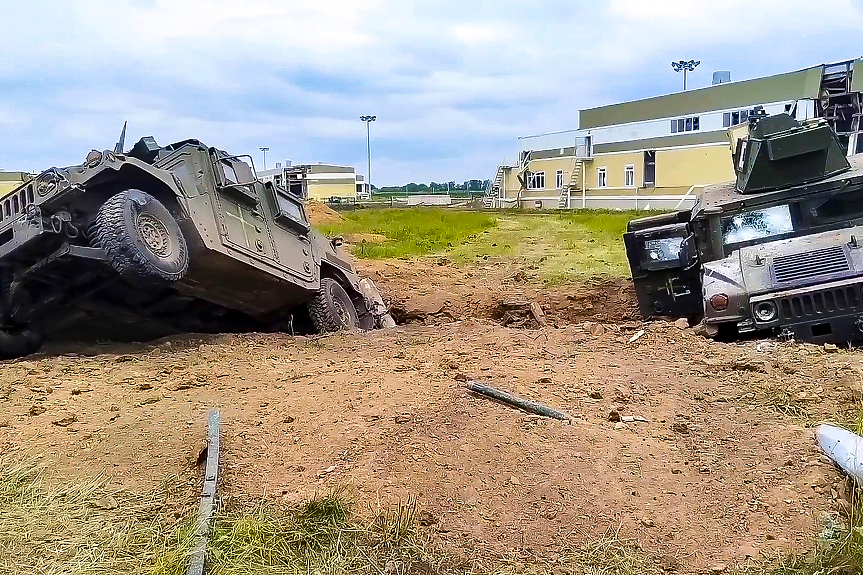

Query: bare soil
[0,259,858,573]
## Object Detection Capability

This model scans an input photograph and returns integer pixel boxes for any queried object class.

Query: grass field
[318,208,639,281]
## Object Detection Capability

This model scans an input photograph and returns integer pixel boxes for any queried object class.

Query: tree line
[375,180,491,195]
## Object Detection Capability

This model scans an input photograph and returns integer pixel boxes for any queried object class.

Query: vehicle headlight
[753,301,778,322]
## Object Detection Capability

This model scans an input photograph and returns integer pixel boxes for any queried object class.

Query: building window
[723,109,753,127]
[597,167,607,188]
[671,116,700,133]
[624,165,635,187]
[555,170,564,189]
[527,171,545,190]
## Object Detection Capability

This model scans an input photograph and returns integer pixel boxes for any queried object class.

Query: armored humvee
[625,107,863,344]
[0,127,394,359]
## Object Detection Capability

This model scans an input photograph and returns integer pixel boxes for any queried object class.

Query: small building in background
[258,162,366,202]
[0,172,31,198]
[486,57,863,210]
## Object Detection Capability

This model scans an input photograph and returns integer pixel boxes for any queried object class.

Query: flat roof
[580,64,827,130]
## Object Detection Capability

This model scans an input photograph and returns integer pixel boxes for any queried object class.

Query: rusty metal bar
[464,380,573,422]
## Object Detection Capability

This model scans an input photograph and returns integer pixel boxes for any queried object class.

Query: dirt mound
[344,233,388,244]
[306,201,345,225]
[363,256,639,328]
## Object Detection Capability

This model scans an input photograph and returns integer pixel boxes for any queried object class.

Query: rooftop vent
[712,71,731,85]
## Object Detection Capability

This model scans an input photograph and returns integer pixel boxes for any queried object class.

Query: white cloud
[1,0,862,184]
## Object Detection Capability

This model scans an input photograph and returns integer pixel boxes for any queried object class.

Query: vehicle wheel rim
[332,295,353,328]
[137,212,173,258]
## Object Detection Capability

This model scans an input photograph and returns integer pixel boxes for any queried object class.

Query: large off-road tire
[93,190,188,285]
[308,278,360,333]
[0,325,44,360]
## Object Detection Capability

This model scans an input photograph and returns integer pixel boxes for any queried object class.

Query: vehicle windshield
[721,204,794,246]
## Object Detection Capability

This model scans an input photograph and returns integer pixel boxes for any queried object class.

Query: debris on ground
[816,424,863,483]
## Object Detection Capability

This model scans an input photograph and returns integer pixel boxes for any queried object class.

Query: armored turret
[730,106,851,194]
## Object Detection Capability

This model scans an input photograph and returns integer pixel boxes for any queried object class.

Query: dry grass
[208,491,461,575]
[495,525,664,575]
[0,459,195,575]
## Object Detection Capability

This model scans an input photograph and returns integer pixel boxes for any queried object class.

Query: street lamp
[360,115,376,193]
[259,147,269,170]
[671,60,700,90]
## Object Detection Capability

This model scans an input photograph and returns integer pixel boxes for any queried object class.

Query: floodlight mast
[360,115,376,193]
[259,147,270,170]
[671,59,701,90]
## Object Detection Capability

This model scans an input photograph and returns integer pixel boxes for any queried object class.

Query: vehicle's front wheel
[0,325,44,360]
[93,189,189,285]
[308,278,360,333]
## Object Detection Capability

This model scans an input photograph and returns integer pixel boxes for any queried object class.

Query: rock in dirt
[537,376,552,384]
[0,419,10,428]
[394,415,412,424]
[656,554,678,571]
[583,321,606,336]
[671,422,690,435]
[693,321,719,339]
[52,414,78,427]
[510,476,521,485]
[673,318,690,329]
[530,302,547,327]
[588,389,603,399]
[283,416,295,424]
[707,562,727,574]
[608,410,621,422]
[614,422,627,430]
[29,405,47,416]
[417,510,438,527]
[825,343,839,352]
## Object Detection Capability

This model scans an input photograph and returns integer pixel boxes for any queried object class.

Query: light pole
[259,147,269,170]
[671,60,700,90]
[360,115,376,193]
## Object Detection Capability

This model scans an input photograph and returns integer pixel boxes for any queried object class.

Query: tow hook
[855,316,863,333]
[778,327,795,342]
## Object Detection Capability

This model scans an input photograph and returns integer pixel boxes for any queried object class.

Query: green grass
[208,492,455,575]
[317,208,498,259]
[319,207,641,281]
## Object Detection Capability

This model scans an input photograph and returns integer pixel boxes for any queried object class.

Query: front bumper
[750,276,863,344]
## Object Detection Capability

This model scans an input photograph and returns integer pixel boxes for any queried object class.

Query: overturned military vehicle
[0,126,393,359]
[625,107,863,344]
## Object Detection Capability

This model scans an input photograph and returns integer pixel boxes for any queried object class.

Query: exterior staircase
[483,164,506,208]
[558,160,583,209]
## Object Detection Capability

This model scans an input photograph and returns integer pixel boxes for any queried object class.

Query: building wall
[307,181,357,201]
[0,173,29,198]
[655,144,735,188]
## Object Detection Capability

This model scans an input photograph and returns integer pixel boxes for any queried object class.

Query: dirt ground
[0,259,859,573]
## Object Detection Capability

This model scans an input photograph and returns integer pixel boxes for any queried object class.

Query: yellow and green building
[487,58,863,210]
[259,162,367,202]
[0,172,30,198]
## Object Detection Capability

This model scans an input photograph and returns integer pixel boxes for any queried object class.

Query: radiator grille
[772,246,850,283]
[779,284,862,320]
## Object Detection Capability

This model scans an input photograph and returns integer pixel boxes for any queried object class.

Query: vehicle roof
[696,153,863,215]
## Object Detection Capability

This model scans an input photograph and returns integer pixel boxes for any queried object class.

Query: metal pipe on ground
[463,380,573,422]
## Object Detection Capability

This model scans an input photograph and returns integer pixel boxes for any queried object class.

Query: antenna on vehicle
[114,121,127,154]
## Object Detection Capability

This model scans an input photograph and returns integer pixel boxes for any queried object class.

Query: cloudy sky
[2,0,862,185]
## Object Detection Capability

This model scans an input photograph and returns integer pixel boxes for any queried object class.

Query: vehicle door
[261,182,317,283]
[211,155,278,263]
[624,214,703,319]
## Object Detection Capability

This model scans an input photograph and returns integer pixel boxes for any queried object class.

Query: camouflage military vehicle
[625,107,863,344]
[0,126,393,359]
